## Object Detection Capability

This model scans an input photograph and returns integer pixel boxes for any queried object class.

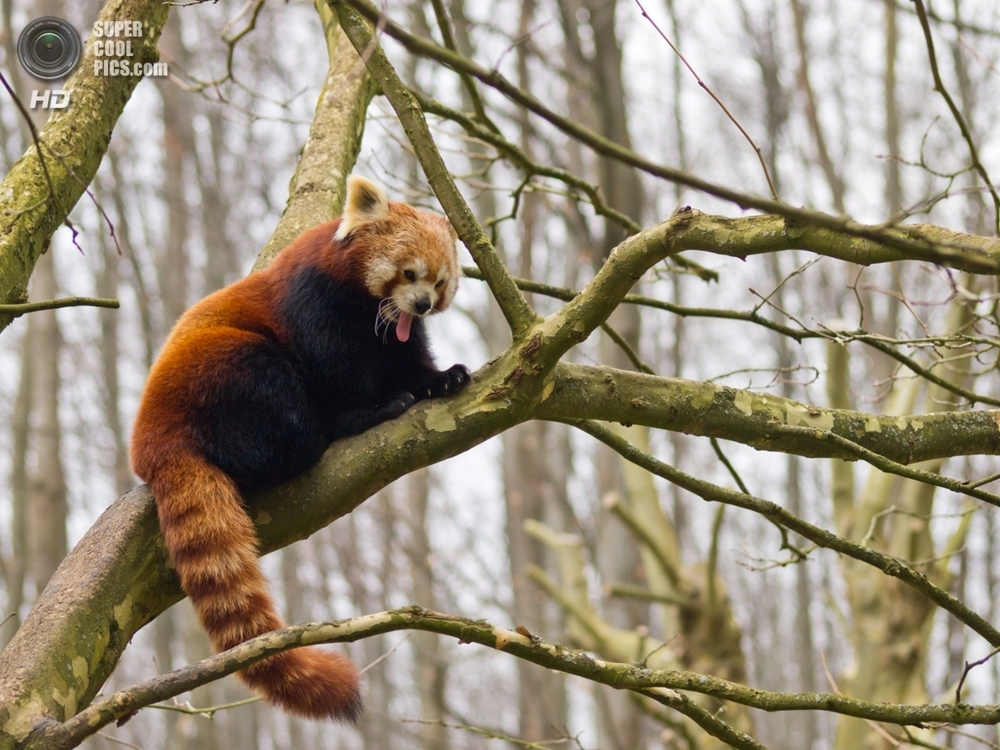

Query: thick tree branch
[537,363,1000,465]
[252,0,376,269]
[0,339,541,745]
[671,211,1000,271]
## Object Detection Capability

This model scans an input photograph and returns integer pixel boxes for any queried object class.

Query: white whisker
[375,298,398,342]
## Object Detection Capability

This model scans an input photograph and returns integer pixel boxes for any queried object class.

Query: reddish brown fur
[133,180,465,722]
[132,220,367,722]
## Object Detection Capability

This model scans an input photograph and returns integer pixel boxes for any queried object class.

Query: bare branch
[912,0,1000,233]
[337,0,1000,272]
[0,297,120,317]
[35,607,1000,750]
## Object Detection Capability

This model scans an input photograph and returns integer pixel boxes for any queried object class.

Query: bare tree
[5,1,1000,750]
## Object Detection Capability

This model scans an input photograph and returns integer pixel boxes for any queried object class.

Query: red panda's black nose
[415,297,432,315]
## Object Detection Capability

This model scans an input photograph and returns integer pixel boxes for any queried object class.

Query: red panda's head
[335,176,461,342]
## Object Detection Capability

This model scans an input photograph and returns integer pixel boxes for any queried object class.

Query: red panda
[130,176,470,721]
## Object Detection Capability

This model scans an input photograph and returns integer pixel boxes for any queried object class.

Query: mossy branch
[35,608,1000,750]
[537,363,1000,465]
[252,1,376,269]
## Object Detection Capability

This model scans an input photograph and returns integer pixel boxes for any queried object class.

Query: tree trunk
[25,252,67,593]
[405,469,449,750]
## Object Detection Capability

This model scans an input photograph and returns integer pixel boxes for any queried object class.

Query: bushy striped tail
[150,453,362,721]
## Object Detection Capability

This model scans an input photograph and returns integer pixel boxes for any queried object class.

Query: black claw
[420,364,471,399]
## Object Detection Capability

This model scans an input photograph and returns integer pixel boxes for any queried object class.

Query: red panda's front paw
[421,364,471,399]
[444,364,471,393]
[385,391,417,419]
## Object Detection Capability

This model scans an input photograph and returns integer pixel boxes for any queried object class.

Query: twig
[96,733,144,750]
[955,645,1000,704]
[414,90,641,235]
[148,695,260,717]
[633,0,780,202]
[171,0,266,91]
[0,297,120,317]
[912,0,1000,233]
[0,72,123,257]
[819,653,901,746]
[769,424,1000,508]
[403,718,578,750]
[359,632,411,674]
[966,472,1000,489]
[599,321,654,374]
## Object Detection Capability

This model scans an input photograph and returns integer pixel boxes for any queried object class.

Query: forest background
[3,0,1000,749]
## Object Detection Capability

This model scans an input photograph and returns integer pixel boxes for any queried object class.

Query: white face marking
[391,258,456,318]
[365,258,396,295]
[365,206,461,324]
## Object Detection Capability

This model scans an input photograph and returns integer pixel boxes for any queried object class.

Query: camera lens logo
[17,17,82,81]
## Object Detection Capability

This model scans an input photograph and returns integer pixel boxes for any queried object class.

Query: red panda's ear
[335,176,390,240]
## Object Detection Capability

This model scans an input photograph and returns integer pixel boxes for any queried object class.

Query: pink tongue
[396,312,413,342]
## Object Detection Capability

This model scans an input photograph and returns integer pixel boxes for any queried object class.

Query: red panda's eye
[435,279,445,290]
[404,270,416,282]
